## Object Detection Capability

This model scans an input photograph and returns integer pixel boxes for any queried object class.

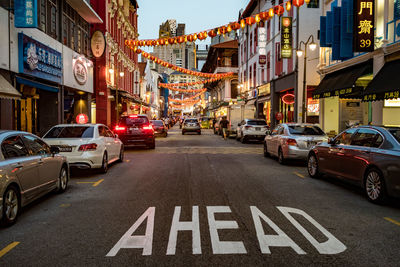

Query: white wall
[0,7,10,70]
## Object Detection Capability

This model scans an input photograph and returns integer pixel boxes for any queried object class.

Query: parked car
[264,123,328,164]
[236,119,269,143]
[43,124,123,173]
[182,118,201,135]
[114,114,155,149]
[307,126,400,204]
[0,131,69,226]
[151,120,168,137]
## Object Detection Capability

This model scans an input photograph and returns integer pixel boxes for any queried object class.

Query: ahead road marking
[77,179,104,187]
[107,206,346,256]
[0,242,19,258]
[293,172,305,178]
[384,217,400,227]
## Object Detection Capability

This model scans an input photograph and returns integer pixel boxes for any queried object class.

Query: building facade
[0,0,100,135]
[315,0,400,135]
[91,0,140,128]
[238,0,321,127]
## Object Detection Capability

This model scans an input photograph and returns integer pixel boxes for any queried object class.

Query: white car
[236,119,269,143]
[43,124,123,173]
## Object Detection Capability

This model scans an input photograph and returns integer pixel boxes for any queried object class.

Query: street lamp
[296,34,317,123]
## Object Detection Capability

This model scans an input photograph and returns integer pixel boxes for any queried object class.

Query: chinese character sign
[281,17,292,58]
[15,0,38,28]
[353,0,374,52]
[258,28,267,56]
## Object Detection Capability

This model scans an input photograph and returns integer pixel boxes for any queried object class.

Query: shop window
[254,28,257,54]
[395,0,400,20]
[267,20,271,41]
[231,80,239,99]
[261,68,265,83]
[253,63,257,87]
[267,52,271,82]
[275,43,283,76]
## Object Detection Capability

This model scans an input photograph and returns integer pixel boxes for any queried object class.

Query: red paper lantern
[135,48,142,54]
[208,30,217,38]
[274,5,285,15]
[177,36,184,43]
[260,11,269,20]
[76,113,88,124]
[168,38,175,44]
[193,34,198,41]
[292,0,304,6]
[159,39,165,45]
[187,35,194,42]
[246,17,256,25]
[286,1,292,11]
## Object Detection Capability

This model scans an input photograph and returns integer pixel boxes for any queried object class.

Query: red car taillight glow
[78,143,97,151]
[115,125,126,132]
[142,124,153,131]
[286,138,298,146]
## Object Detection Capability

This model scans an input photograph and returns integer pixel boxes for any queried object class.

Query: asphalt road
[1,125,400,266]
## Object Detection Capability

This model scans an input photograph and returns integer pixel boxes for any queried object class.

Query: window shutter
[340,0,353,58]
[326,11,333,45]
[332,7,341,60]
[320,16,328,47]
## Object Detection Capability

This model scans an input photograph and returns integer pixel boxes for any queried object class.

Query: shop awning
[16,76,59,93]
[257,96,271,103]
[0,74,21,100]
[313,61,372,99]
[362,60,400,101]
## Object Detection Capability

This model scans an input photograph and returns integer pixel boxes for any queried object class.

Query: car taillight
[78,143,97,151]
[115,125,126,132]
[286,138,298,146]
[142,125,153,131]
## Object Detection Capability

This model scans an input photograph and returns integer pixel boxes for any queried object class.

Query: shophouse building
[315,0,400,135]
[0,0,100,135]
[238,0,321,127]
[91,0,141,128]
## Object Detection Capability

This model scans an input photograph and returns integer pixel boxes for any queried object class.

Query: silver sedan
[264,123,328,164]
[0,130,69,226]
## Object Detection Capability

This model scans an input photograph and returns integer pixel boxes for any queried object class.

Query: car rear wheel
[365,168,386,204]
[117,145,124,163]
[278,147,285,165]
[56,167,68,193]
[263,142,270,157]
[2,185,20,227]
[100,152,108,173]
[307,153,320,178]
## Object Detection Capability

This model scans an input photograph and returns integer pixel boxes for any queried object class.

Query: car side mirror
[50,146,60,155]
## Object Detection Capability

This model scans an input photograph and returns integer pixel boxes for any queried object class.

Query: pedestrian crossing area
[143,146,263,154]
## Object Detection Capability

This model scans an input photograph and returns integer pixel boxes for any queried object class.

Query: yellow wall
[383,107,400,126]
[323,97,339,135]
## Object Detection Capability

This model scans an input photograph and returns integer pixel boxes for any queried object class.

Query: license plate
[255,127,261,131]
[59,147,72,152]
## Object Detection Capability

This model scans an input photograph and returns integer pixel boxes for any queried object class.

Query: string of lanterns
[168,90,206,103]
[125,0,307,48]
[164,86,207,93]
[159,77,225,88]
[169,100,201,109]
[126,45,234,79]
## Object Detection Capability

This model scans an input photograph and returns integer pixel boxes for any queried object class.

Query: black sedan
[150,120,168,137]
[307,126,400,204]
[114,115,155,149]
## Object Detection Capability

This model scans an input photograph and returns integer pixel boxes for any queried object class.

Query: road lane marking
[384,217,400,227]
[293,172,305,178]
[0,242,19,258]
[93,179,104,187]
[59,203,71,207]
[77,178,104,187]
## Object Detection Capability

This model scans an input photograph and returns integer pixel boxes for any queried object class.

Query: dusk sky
[137,0,250,41]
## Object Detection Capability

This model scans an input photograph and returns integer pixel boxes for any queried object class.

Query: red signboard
[259,55,267,65]
[76,113,88,124]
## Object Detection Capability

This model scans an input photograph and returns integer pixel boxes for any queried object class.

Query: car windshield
[185,119,198,123]
[288,125,325,135]
[247,120,267,126]
[119,116,149,126]
[44,126,94,138]
[151,121,164,126]
[386,128,400,143]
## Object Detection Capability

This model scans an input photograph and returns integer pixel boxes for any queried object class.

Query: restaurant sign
[353,0,374,52]
[18,33,62,83]
[281,17,292,58]
[15,0,38,28]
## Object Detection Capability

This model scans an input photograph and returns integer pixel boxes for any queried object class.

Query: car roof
[50,123,101,127]
[0,130,33,136]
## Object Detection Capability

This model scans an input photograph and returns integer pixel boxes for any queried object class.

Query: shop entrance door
[18,97,37,133]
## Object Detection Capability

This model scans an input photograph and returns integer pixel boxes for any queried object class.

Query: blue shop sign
[18,33,62,84]
[15,0,38,28]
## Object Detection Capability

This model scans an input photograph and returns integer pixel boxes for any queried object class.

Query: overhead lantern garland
[124,1,304,48]
[159,77,226,88]
[163,86,208,93]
